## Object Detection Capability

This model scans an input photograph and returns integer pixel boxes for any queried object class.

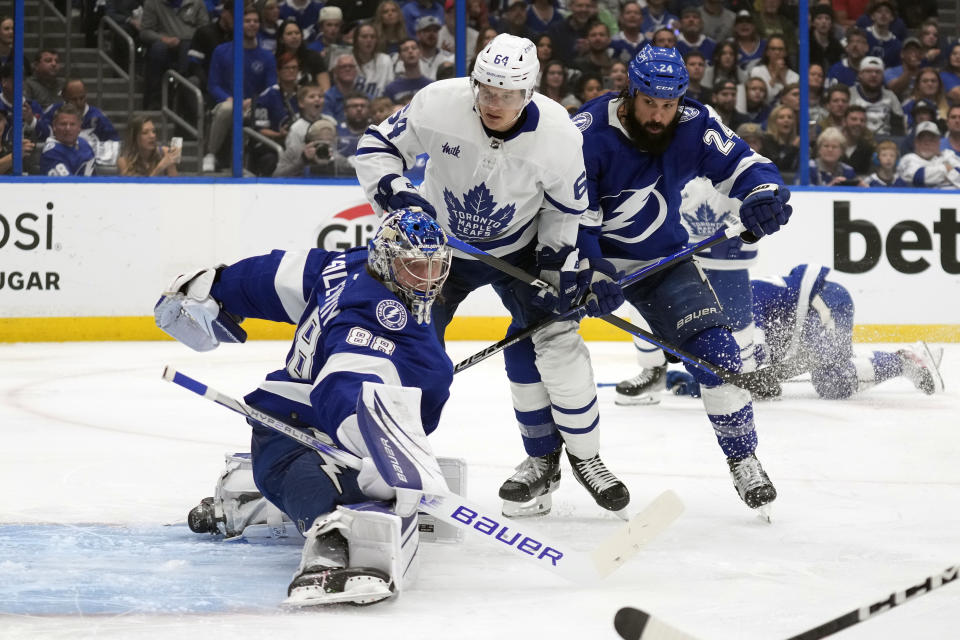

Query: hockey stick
[162,366,684,583]
[449,230,783,392]
[613,564,959,640]
[454,223,748,373]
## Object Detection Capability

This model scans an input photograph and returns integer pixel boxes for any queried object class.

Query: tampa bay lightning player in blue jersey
[665,264,945,400]
[751,264,944,399]
[156,210,454,606]
[574,44,792,513]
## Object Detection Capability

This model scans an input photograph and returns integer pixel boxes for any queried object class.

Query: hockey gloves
[739,184,792,240]
[154,266,246,352]
[579,257,625,317]
[374,174,437,219]
[666,370,701,398]
[531,246,582,314]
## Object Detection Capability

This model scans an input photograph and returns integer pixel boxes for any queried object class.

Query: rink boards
[0,182,957,342]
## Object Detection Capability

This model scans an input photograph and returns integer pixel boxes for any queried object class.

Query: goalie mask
[368,209,452,325]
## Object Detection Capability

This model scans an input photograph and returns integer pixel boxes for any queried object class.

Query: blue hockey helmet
[368,209,452,325]
[628,44,689,100]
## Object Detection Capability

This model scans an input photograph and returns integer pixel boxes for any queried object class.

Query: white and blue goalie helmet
[368,209,452,325]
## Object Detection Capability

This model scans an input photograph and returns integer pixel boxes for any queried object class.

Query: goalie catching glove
[739,184,792,240]
[154,267,246,352]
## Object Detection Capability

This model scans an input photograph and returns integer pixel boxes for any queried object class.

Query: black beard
[621,106,679,155]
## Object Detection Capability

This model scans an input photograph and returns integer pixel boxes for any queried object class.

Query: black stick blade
[614,607,650,640]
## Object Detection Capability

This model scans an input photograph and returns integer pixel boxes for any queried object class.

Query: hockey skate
[898,342,944,395]
[499,449,562,518]
[567,451,631,517]
[615,365,666,406]
[727,454,777,520]
[285,566,395,607]
[284,527,394,607]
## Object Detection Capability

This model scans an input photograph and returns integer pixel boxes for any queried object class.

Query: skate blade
[282,581,394,608]
[502,494,552,518]
[614,393,661,406]
[613,508,630,522]
[756,504,773,524]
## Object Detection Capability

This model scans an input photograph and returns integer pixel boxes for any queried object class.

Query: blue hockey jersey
[574,95,783,261]
[751,263,834,366]
[209,246,453,465]
[40,136,96,176]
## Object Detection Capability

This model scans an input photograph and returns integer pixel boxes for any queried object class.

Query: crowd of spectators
[1,0,959,184]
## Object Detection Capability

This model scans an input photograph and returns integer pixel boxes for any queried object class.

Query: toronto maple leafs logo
[442,182,517,240]
[680,202,735,237]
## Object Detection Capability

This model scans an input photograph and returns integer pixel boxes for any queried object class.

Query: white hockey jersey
[897,151,960,189]
[679,177,759,271]
[354,78,588,257]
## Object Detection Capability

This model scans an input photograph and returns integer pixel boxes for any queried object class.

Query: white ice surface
[1,340,958,639]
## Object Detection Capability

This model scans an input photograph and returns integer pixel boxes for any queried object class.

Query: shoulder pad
[42,138,57,153]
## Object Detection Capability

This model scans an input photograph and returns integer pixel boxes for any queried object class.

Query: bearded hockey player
[156,210,455,606]
[354,34,631,518]
[574,44,792,514]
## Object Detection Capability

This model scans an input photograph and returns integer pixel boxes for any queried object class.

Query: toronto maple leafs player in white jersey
[575,45,793,513]
[354,33,631,518]
[155,210,456,606]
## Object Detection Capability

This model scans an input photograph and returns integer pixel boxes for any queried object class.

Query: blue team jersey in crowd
[278,0,321,30]
[209,246,453,464]
[0,94,49,145]
[41,103,119,142]
[40,137,96,176]
[574,95,783,261]
[208,43,278,103]
[253,85,299,131]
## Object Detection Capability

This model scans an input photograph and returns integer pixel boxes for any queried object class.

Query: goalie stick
[162,366,684,584]
[453,223,749,374]
[613,563,959,640]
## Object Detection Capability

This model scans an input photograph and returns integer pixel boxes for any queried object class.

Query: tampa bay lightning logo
[442,182,516,239]
[376,300,408,330]
[571,112,593,132]
[601,177,668,244]
[679,106,699,123]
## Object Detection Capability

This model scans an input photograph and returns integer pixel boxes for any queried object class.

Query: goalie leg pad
[418,457,467,543]
[354,382,449,516]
